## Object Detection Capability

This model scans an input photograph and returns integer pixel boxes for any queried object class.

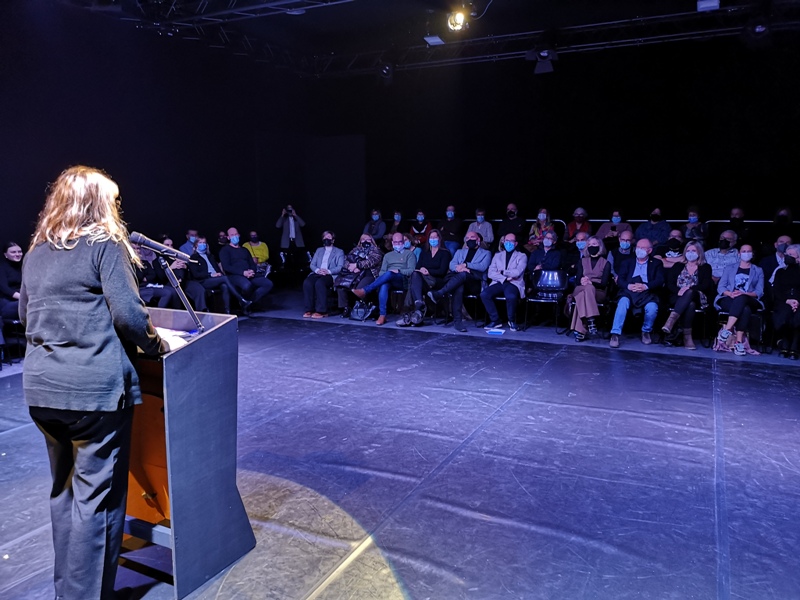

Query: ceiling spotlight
[447,11,467,31]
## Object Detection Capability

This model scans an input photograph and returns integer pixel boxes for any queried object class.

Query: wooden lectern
[124,308,255,599]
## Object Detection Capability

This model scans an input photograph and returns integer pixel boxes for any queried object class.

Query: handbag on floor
[350,300,376,322]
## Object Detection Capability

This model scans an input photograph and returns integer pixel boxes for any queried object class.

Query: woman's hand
[789,299,799,312]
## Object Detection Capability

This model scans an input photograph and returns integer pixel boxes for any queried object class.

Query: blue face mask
[393,244,404,253]
[417,215,425,222]
[372,214,380,221]
[504,241,516,252]
[446,211,454,219]
[197,243,208,253]
[476,215,485,223]
[404,240,412,249]
[429,238,439,247]
[688,216,699,224]
[619,240,631,250]
[611,216,621,224]
[394,214,401,222]
[576,241,587,250]
[188,235,197,243]
[229,235,240,246]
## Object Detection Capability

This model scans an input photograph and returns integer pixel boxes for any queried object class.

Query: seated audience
[772,244,800,359]
[363,208,386,242]
[335,234,384,318]
[384,210,403,251]
[178,228,198,256]
[353,232,417,325]
[562,231,590,276]
[524,207,554,253]
[635,207,671,246]
[188,236,251,314]
[481,234,527,331]
[427,231,491,333]
[595,209,633,245]
[609,238,665,348]
[705,230,739,284]
[527,230,562,274]
[468,208,494,249]
[661,242,714,350]
[243,230,270,272]
[680,206,708,246]
[220,226,274,310]
[409,210,432,247]
[653,230,686,270]
[569,236,611,341]
[438,205,463,255]
[0,242,23,320]
[564,207,591,242]
[760,234,792,286]
[133,243,180,308]
[303,231,345,318]
[159,236,207,312]
[715,244,764,356]
[498,203,526,246]
[727,206,753,249]
[397,229,451,326]
[608,229,635,278]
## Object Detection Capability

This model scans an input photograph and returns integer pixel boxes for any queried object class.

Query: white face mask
[740,252,753,262]
[685,251,699,262]
[635,248,648,259]
[538,213,548,221]
[543,238,553,248]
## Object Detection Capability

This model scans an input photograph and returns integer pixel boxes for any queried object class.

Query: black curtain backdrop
[2,1,798,251]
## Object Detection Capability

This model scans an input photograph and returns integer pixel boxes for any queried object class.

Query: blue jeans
[362,271,405,315]
[611,296,658,335]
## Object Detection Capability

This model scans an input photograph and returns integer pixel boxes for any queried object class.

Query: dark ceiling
[61,0,800,76]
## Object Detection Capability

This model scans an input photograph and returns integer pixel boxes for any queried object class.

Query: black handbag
[349,300,376,322]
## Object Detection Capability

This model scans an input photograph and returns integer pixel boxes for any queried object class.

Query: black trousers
[303,273,334,313]
[718,295,760,331]
[30,405,134,600]
[439,271,483,323]
[227,274,274,308]
[672,290,702,328]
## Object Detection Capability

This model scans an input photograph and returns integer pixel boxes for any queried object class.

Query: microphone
[130,232,193,263]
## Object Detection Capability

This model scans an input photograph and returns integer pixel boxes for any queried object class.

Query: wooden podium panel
[126,309,256,599]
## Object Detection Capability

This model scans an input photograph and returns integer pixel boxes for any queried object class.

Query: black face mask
[777,243,788,254]
[218,237,228,245]
[668,238,682,251]
[587,246,600,257]
[785,255,798,266]
[730,217,743,226]
[718,239,731,250]
[250,236,259,243]
[507,210,517,219]
[361,242,371,249]
[650,213,662,222]
[466,239,478,249]
[323,238,333,247]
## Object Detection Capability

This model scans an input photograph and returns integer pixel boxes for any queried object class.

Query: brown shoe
[609,334,620,348]
[661,311,680,334]
[641,331,652,345]
[311,312,328,319]
[303,312,313,318]
[352,288,366,299]
[683,328,696,350]
[376,315,386,326]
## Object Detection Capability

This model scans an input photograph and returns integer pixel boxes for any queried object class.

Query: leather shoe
[609,334,620,348]
[453,322,467,332]
[376,315,387,326]
[340,307,351,318]
[641,331,652,345]
[352,288,366,299]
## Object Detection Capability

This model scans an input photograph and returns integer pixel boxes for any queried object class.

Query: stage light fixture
[525,47,558,74]
[447,11,467,31]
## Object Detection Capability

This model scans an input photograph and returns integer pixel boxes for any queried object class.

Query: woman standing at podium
[19,165,170,600]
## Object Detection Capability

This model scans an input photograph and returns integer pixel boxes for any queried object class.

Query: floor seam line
[712,359,731,600]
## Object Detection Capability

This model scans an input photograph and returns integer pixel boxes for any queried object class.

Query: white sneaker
[734,342,746,356]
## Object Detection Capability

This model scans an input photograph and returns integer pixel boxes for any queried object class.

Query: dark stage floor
[2,305,800,599]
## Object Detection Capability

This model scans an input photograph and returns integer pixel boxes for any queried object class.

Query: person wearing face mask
[243,230,270,273]
[179,228,199,257]
[653,230,686,270]
[527,230,562,274]
[216,230,229,257]
[468,208,494,249]
[397,230,452,326]
[771,244,800,359]
[608,230,636,279]
[661,242,715,350]
[680,206,707,246]
[635,207,671,246]
[715,244,764,356]
[609,238,665,348]
[768,207,799,245]
[383,210,403,251]
[303,231,345,318]
[353,232,417,325]
[427,231,492,332]
[480,234,527,330]
[0,241,23,321]
[524,207,555,253]
[335,234,384,318]
[438,205,463,255]
[409,210,432,247]
[595,209,632,245]
[188,236,251,314]
[705,230,739,284]
[498,203,526,246]
[363,208,386,241]
[276,204,306,271]
[569,236,611,341]
[133,243,181,309]
[562,231,590,277]
[727,206,753,249]
[564,207,591,243]
[220,226,274,313]
[760,234,793,287]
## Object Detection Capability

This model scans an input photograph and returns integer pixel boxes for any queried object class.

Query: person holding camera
[276,204,306,270]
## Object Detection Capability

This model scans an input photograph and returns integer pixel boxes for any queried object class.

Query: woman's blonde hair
[30,165,138,263]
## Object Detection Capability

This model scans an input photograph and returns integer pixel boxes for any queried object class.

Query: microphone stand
[155,254,205,333]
